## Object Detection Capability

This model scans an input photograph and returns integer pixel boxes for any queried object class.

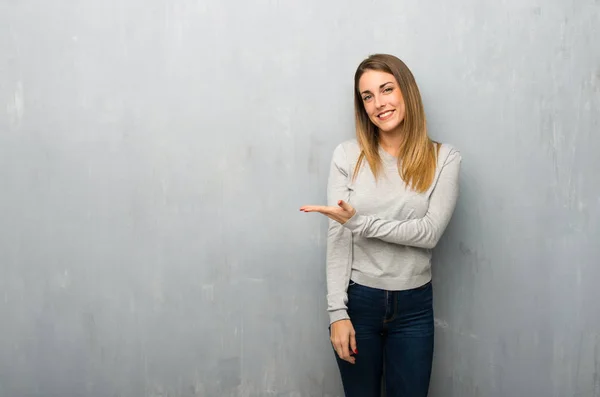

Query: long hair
[352,54,439,193]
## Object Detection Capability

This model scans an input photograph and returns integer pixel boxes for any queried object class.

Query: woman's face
[358,70,406,133]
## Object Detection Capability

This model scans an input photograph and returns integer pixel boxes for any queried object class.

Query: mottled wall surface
[1,1,598,396]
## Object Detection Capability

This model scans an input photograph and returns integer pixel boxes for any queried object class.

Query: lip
[376,109,395,121]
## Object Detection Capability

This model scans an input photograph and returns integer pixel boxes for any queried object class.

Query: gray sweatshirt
[326,139,462,324]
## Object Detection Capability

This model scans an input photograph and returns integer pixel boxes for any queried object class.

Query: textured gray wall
[1,1,599,396]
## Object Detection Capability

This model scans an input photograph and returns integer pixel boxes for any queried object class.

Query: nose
[374,94,384,109]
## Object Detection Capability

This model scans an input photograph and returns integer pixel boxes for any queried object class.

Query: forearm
[342,150,461,249]
[342,211,451,249]
[326,221,352,323]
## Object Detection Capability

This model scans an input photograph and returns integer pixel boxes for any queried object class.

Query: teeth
[379,111,393,118]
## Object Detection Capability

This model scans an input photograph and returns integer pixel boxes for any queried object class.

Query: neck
[378,128,404,157]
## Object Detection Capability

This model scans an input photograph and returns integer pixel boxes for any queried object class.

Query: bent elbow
[423,240,437,249]
[422,231,441,249]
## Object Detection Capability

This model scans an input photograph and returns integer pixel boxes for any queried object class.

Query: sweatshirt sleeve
[325,144,354,324]
[342,149,461,249]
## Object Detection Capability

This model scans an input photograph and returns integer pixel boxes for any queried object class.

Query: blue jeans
[333,281,434,397]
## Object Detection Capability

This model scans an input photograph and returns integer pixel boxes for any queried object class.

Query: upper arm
[327,144,351,206]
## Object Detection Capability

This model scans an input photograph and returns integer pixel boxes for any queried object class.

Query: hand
[330,319,357,364]
[300,200,356,225]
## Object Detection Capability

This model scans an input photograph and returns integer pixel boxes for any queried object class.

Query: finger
[299,205,330,213]
[333,337,355,364]
[300,206,347,225]
[337,200,355,214]
[340,338,351,362]
[350,330,357,356]
[333,340,344,361]
[343,346,355,364]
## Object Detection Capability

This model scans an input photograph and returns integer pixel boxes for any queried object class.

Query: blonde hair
[352,54,439,193]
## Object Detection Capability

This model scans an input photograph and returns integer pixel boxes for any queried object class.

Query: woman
[300,54,461,397]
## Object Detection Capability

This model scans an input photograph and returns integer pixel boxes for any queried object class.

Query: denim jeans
[333,280,434,397]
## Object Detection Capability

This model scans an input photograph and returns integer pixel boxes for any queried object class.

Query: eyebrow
[361,82,394,95]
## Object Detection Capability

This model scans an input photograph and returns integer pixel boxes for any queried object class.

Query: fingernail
[354,349,358,354]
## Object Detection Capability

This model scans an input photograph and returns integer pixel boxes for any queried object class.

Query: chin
[376,122,402,133]
[379,125,399,132]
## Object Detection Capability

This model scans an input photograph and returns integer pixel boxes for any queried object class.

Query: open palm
[300,200,356,225]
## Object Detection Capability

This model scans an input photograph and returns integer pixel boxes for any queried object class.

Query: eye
[384,87,393,93]
[362,95,372,101]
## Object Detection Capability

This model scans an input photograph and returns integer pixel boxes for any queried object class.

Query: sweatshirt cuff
[342,212,365,232]
[328,309,350,325]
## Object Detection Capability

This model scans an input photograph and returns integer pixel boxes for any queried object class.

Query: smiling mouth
[377,110,395,120]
